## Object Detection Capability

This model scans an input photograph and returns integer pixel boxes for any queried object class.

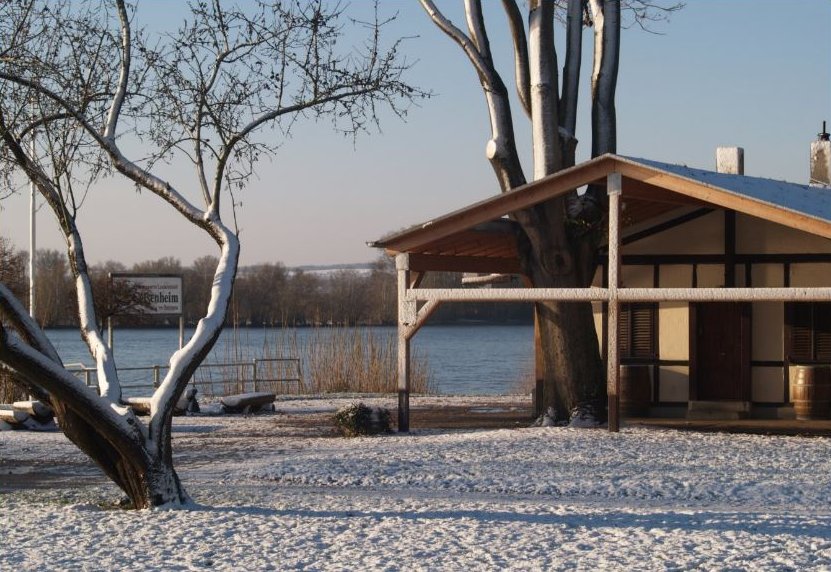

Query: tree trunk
[54,400,188,508]
[519,197,606,424]
[419,0,609,425]
[535,300,605,422]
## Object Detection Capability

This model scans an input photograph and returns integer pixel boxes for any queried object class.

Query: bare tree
[0,0,421,507]
[34,249,71,327]
[184,255,220,325]
[419,0,680,423]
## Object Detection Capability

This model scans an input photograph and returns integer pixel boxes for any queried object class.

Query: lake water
[45,325,535,395]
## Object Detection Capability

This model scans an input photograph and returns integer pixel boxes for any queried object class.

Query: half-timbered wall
[593,209,831,408]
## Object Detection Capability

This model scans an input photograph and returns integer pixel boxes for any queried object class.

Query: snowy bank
[2,396,831,570]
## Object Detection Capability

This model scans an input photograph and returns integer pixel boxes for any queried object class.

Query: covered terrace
[371,153,831,432]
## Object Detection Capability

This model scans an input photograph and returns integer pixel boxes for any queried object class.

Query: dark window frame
[786,302,831,363]
[619,302,658,361]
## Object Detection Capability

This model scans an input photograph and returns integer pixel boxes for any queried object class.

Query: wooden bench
[1,402,57,430]
[220,392,275,414]
[123,387,199,416]
[0,405,29,425]
[13,400,54,422]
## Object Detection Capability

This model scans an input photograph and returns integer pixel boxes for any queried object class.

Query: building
[372,132,831,431]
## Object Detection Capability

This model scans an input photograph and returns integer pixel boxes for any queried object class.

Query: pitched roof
[370,154,831,273]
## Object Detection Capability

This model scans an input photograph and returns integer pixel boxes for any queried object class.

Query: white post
[607,172,622,432]
[28,120,36,320]
[107,316,113,353]
[396,253,413,432]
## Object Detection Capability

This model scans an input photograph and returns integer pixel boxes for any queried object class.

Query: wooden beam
[614,159,831,240]
[621,208,713,246]
[725,210,736,287]
[408,253,522,275]
[620,180,707,206]
[405,286,831,303]
[620,253,831,266]
[375,157,615,253]
[396,254,412,433]
[607,172,622,433]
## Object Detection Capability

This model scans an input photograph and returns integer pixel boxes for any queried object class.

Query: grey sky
[1,0,829,268]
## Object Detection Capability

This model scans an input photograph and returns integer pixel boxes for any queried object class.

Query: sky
[0,0,829,268]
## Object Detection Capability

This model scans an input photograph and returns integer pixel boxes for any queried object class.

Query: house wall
[737,215,831,254]
[594,209,831,408]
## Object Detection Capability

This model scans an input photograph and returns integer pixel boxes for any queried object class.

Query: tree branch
[417,0,498,91]
[419,0,527,193]
[0,283,61,364]
[149,229,239,454]
[591,0,620,157]
[528,0,562,179]
[0,324,145,456]
[560,0,584,139]
[500,0,531,118]
[0,110,122,401]
[103,0,131,140]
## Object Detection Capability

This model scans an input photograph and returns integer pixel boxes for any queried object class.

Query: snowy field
[3,395,831,570]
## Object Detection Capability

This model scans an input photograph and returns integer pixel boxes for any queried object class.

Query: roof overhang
[370,154,831,273]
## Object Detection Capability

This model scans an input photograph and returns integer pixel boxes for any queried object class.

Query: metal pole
[179,316,184,349]
[28,113,36,320]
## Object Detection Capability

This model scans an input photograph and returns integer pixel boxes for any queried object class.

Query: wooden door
[692,302,750,401]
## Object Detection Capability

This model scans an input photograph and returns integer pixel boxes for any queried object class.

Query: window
[788,302,831,362]
[619,303,657,360]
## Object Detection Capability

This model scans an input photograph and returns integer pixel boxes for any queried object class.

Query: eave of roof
[370,154,831,255]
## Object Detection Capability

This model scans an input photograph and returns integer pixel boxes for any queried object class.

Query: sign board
[110,273,183,316]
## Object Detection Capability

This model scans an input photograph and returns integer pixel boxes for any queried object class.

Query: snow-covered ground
[3,395,831,570]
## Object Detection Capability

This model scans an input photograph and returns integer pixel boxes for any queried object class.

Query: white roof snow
[621,155,831,224]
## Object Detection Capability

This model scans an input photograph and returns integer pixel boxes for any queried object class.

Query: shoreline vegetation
[212,325,435,396]
[1,238,531,399]
[1,239,532,329]
[2,325,436,401]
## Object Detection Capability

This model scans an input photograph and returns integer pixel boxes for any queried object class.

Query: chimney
[716,146,744,175]
[810,121,831,188]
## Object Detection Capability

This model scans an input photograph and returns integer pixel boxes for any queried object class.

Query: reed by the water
[0,326,435,401]
[203,325,435,396]
[0,370,26,403]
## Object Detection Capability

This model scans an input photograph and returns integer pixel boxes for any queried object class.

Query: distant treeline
[0,237,532,328]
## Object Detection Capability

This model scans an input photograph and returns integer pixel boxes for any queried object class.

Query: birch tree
[419,0,679,424]
[0,0,420,508]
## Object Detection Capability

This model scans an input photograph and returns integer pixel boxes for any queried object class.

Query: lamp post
[28,116,36,320]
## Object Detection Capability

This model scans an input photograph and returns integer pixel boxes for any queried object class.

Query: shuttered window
[788,302,831,362]
[619,303,657,359]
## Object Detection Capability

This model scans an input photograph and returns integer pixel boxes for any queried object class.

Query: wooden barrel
[620,365,651,418]
[793,365,831,420]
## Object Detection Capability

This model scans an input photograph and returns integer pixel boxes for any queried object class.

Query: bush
[0,369,27,403]
[333,402,391,437]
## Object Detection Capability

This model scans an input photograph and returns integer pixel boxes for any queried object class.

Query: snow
[620,155,831,225]
[3,395,831,570]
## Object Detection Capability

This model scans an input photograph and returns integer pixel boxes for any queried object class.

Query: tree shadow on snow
[195,504,831,540]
